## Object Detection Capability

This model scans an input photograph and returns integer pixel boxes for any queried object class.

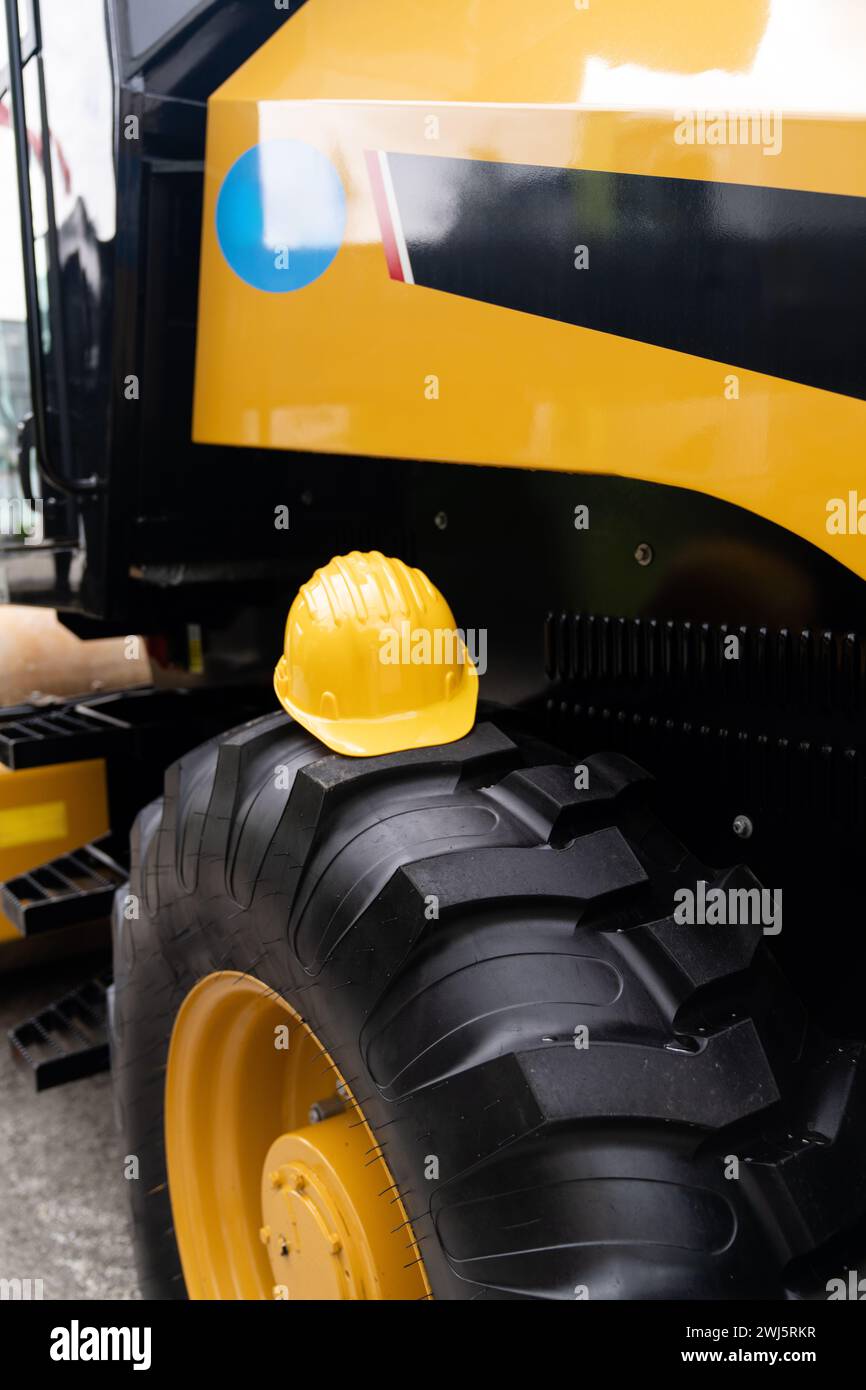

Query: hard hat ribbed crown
[274,552,478,757]
[298,552,436,629]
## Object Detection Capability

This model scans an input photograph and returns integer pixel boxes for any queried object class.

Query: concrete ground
[0,610,159,1301]
[0,955,140,1300]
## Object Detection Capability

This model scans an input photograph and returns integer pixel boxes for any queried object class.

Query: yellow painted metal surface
[0,800,67,850]
[260,1115,420,1300]
[0,760,109,942]
[194,0,866,580]
[274,551,478,756]
[166,970,430,1300]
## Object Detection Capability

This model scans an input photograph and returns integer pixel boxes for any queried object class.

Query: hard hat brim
[274,661,479,758]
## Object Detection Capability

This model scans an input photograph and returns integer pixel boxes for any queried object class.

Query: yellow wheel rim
[165,971,431,1300]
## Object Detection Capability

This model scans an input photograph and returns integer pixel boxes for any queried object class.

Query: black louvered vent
[544,613,866,714]
[542,613,866,827]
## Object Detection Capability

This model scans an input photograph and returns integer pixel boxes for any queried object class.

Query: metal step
[0,695,134,771]
[0,684,276,770]
[8,972,112,1090]
[0,838,127,936]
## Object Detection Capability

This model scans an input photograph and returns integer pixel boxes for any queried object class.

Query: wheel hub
[260,1117,387,1299]
[165,971,430,1300]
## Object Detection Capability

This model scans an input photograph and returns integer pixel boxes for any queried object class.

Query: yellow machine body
[0,760,109,943]
[194,0,866,581]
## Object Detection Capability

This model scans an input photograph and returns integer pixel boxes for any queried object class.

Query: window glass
[123,0,213,61]
[1,0,112,531]
[1,1,36,94]
[0,94,34,516]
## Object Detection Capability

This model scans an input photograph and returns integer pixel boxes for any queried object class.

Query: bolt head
[268,1169,283,1189]
[732,814,754,839]
[634,543,653,566]
[434,510,448,531]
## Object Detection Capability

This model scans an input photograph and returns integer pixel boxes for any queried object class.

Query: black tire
[111,711,866,1300]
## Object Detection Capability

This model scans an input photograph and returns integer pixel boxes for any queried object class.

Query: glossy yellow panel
[0,760,109,942]
[0,801,68,850]
[194,0,866,581]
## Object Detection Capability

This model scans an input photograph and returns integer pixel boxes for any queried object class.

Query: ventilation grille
[544,613,866,714]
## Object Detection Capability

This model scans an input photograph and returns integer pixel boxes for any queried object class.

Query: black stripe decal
[387,153,866,401]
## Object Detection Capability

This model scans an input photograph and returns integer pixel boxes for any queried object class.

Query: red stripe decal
[364,149,405,282]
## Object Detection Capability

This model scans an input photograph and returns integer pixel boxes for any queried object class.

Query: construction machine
[2,0,866,1301]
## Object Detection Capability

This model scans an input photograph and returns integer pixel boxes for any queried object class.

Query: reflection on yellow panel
[194,0,866,582]
[0,760,109,942]
[0,802,68,849]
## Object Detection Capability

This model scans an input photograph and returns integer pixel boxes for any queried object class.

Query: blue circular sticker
[216,139,346,293]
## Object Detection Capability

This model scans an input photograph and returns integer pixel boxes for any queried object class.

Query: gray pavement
[0,957,140,1300]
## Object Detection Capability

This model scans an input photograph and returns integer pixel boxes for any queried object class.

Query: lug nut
[309,1095,345,1124]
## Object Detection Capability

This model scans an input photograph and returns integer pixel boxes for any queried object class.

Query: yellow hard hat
[274,551,479,757]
